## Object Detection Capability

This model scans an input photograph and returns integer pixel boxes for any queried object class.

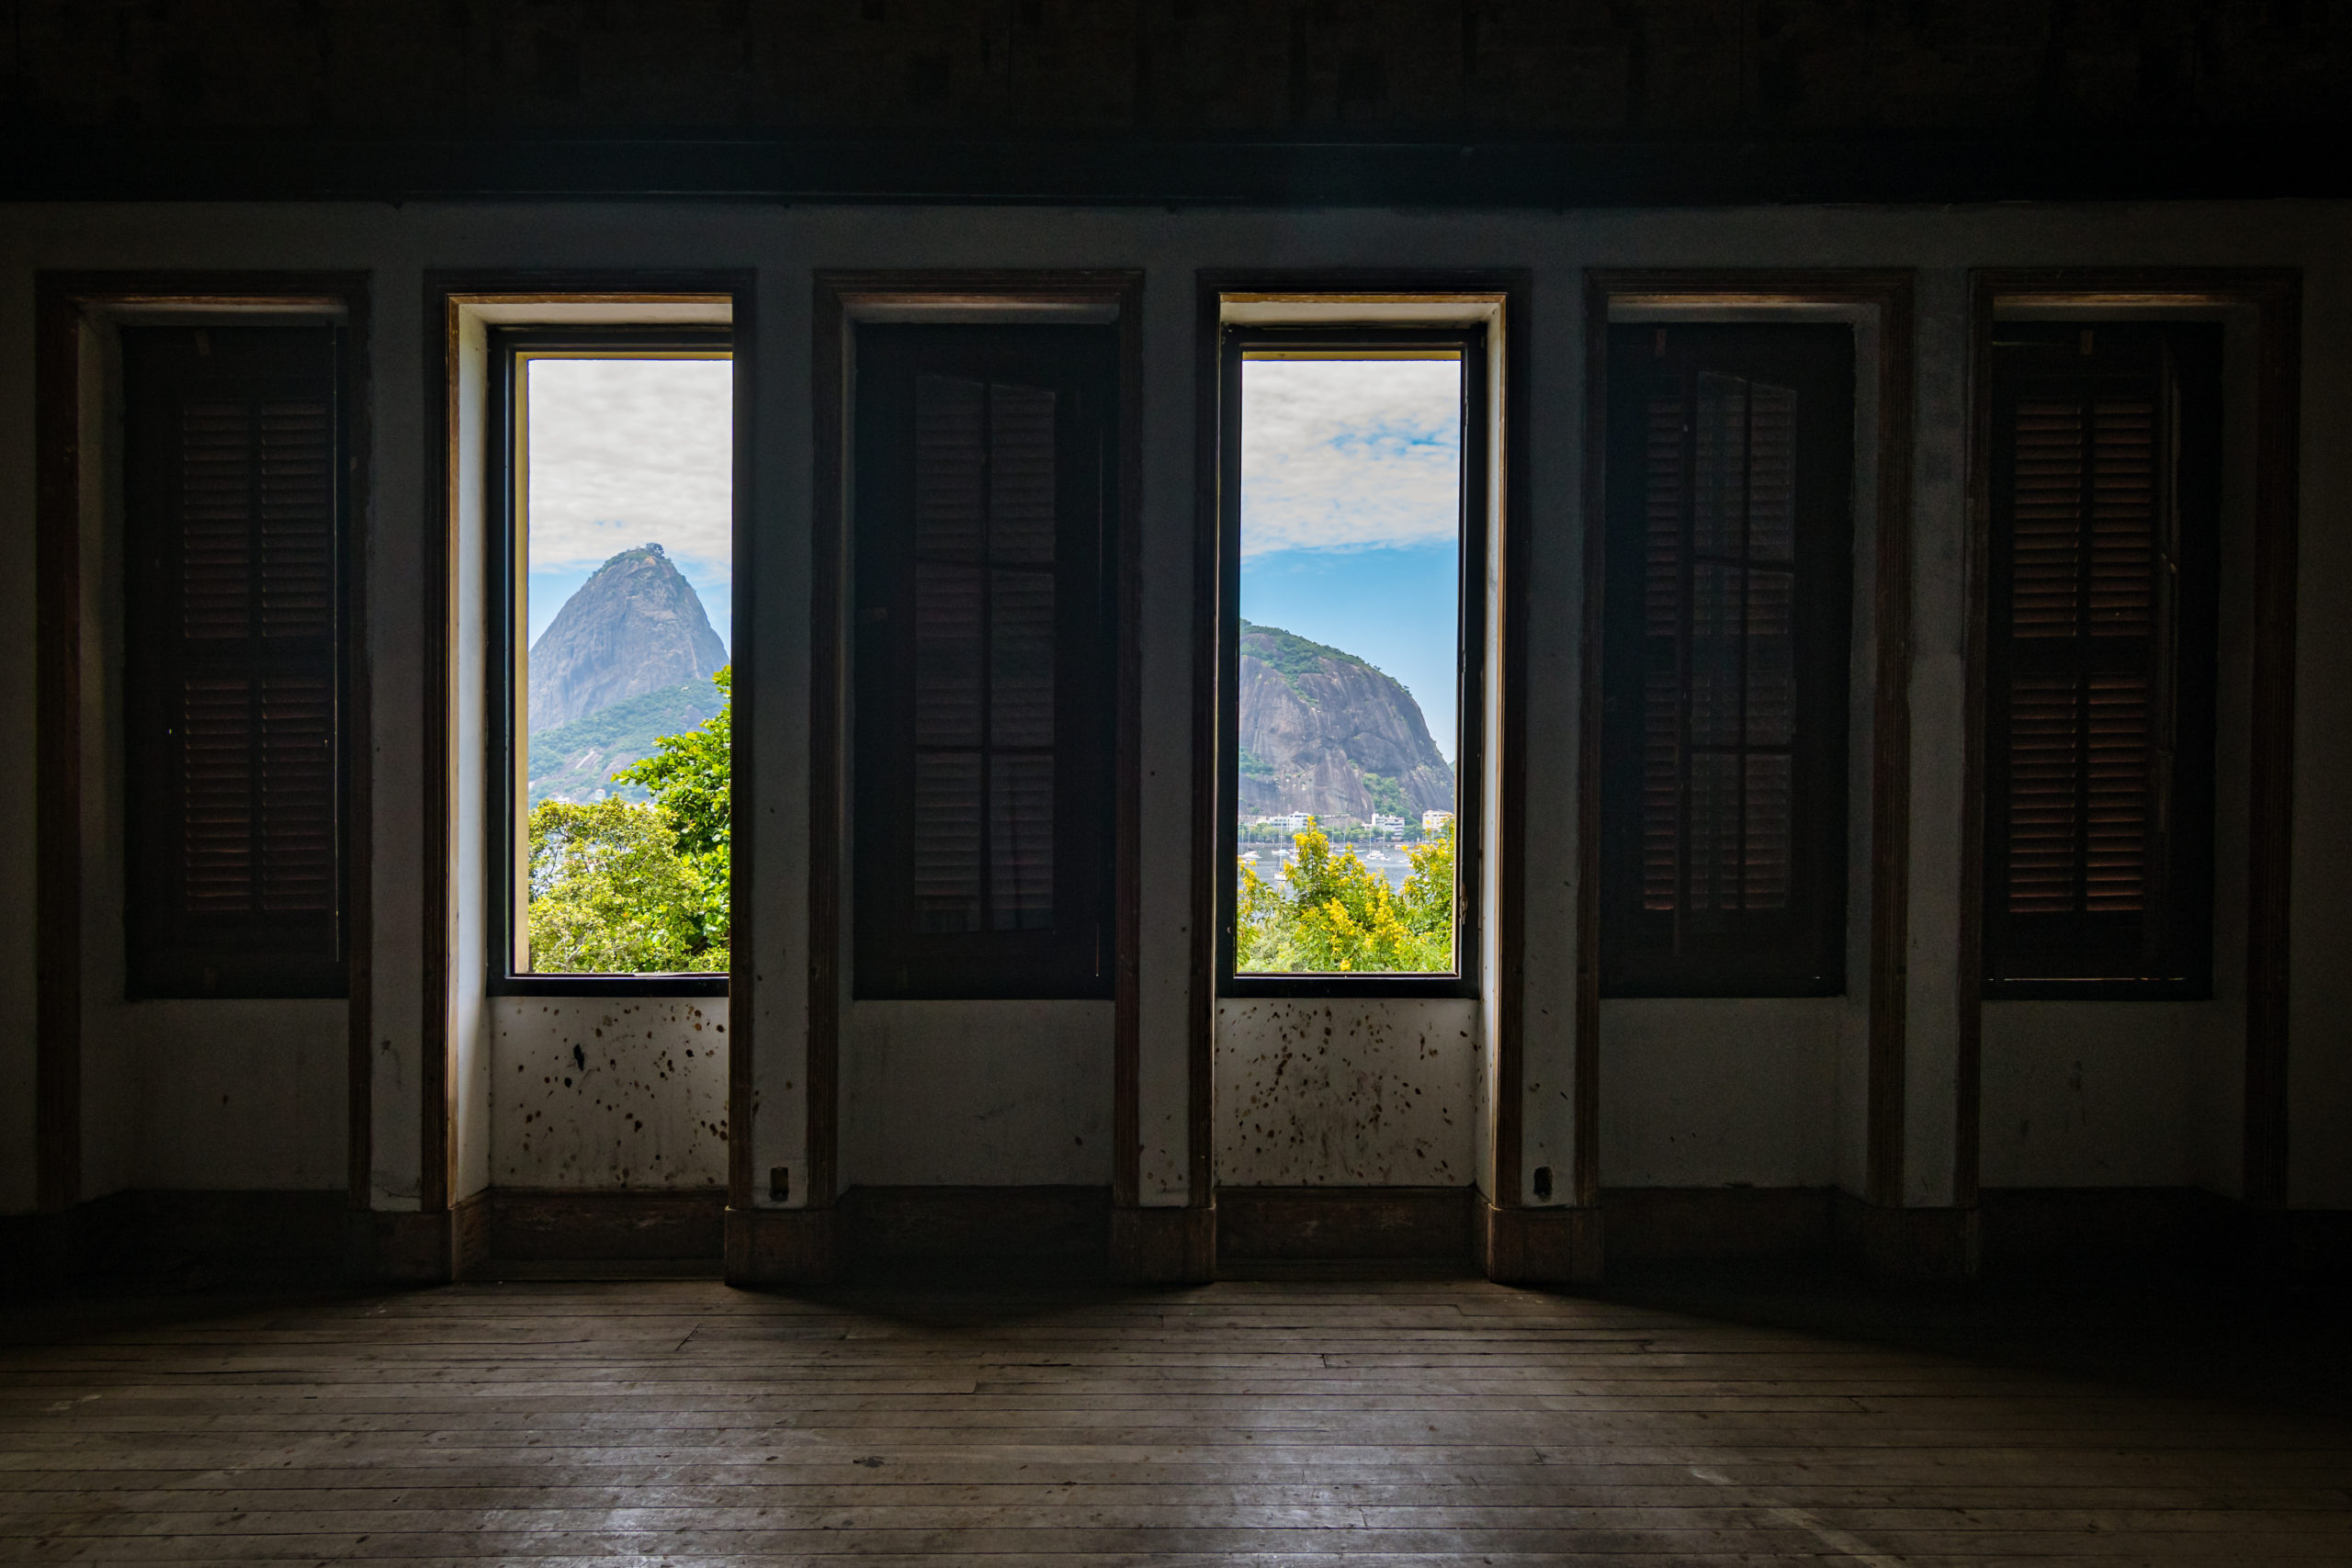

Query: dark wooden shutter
[123,325,347,998]
[1984,324,2218,994]
[1602,325,1853,997]
[854,325,1117,999]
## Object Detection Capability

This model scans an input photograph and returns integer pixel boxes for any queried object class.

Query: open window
[1982,322,2220,997]
[1215,325,1485,997]
[121,321,352,998]
[489,327,735,993]
[1599,323,1855,998]
[851,323,1121,1000]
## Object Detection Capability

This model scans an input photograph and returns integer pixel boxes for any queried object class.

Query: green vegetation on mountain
[527,679,724,806]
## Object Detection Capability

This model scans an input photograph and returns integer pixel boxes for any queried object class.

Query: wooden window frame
[33,271,373,1216]
[483,323,735,1000]
[1957,269,2301,1214]
[1579,273,1916,1212]
[808,271,1146,1217]
[1596,321,1857,999]
[1211,322,1489,1002]
[1979,321,2221,999]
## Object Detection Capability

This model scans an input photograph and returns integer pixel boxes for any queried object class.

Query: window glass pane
[1233,351,1463,976]
[515,352,733,976]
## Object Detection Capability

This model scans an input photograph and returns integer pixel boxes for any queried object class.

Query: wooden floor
[4,1275,2351,1564]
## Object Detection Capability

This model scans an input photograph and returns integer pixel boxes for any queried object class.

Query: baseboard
[1109,1205,1215,1283]
[1602,1187,1836,1260]
[0,1190,347,1290]
[1977,1187,2244,1272]
[1834,1192,1981,1282]
[1216,1186,1474,1264]
[472,1187,726,1266]
[726,1205,838,1284]
[346,1209,453,1283]
[1478,1201,1603,1285]
[841,1185,1110,1272]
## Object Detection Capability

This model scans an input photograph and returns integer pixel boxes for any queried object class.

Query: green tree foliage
[526,667,730,974]
[1236,817,1454,974]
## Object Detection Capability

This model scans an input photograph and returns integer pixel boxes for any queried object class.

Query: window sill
[489,974,729,998]
[1221,974,1477,1001]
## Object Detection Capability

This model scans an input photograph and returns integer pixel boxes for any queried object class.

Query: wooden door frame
[1958,269,2302,1214]
[32,271,374,1225]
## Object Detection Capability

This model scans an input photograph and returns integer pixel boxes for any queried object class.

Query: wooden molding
[1580,271,1917,1211]
[1110,1205,1216,1283]
[808,271,1147,1215]
[725,1206,839,1285]
[1961,270,2302,1212]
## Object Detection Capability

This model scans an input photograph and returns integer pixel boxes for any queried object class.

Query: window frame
[485,323,735,999]
[1213,323,1488,1001]
[1978,320,2222,999]
[1595,321,1858,999]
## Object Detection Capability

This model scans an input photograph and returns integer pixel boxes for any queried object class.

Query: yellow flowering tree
[1237,817,1454,974]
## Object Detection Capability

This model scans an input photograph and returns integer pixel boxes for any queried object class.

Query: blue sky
[524,356,733,651]
[1240,356,1464,761]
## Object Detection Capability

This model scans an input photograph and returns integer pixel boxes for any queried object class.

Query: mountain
[1237,621,1453,825]
[527,544,728,732]
[526,679,725,807]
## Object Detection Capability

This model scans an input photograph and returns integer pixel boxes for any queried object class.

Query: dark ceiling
[6,0,2350,203]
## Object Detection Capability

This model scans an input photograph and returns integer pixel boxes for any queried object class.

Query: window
[1982,323,2219,996]
[492,328,734,990]
[1600,324,1854,997]
[853,324,1119,1000]
[120,323,350,998]
[1216,327,1483,994]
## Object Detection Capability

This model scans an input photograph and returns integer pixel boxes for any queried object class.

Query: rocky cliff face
[1237,621,1453,823]
[528,545,728,732]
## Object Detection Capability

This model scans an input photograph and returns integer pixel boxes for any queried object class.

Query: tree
[1236,816,1453,974]
[526,667,730,973]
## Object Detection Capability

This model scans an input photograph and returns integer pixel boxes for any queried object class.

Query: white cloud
[1240,358,1461,557]
[524,357,733,572]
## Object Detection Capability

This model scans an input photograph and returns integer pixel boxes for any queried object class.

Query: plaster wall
[1599,999,1849,1190]
[489,997,729,1190]
[1216,999,1478,1188]
[3,201,2350,1219]
[841,1001,1113,1190]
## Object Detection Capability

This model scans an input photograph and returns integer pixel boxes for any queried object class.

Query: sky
[1239,356,1464,761]
[523,356,733,649]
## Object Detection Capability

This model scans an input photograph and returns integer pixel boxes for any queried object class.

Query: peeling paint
[491,998,729,1189]
[1216,998,1476,1186]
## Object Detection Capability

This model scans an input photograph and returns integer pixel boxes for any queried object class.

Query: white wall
[4,200,2350,1221]
[490,997,729,1189]
[842,1001,1113,1188]
[1216,998,1479,1187]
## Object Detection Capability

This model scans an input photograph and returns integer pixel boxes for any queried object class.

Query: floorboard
[2,1277,2346,1563]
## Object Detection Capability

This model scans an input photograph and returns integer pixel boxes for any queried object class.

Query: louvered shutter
[123,325,346,998]
[1984,325,2219,992]
[1602,325,1853,998]
[854,325,1117,999]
